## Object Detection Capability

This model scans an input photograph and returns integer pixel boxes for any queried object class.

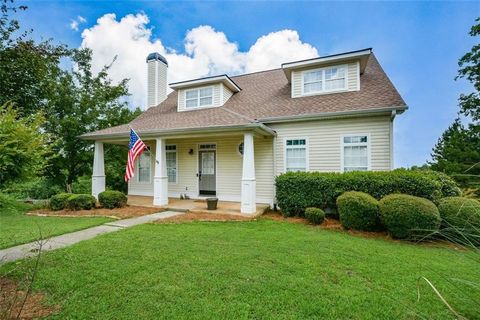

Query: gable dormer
[282,48,372,98]
[169,75,241,112]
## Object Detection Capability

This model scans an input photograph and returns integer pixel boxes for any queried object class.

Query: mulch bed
[28,206,162,220]
[0,277,59,320]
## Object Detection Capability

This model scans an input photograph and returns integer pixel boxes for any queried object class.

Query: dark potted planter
[206,197,218,210]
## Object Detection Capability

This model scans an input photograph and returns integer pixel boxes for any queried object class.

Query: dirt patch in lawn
[28,206,162,219]
[0,277,59,319]
[156,212,255,223]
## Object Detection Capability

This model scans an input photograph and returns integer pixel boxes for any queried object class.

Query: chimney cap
[146,52,168,66]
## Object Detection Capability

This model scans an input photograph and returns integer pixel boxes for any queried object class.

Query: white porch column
[153,138,168,206]
[241,132,256,214]
[91,141,105,199]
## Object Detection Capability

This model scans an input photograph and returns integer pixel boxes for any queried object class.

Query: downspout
[390,110,396,170]
[272,134,277,210]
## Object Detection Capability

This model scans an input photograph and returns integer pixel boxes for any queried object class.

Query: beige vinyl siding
[177,83,227,112]
[221,83,234,104]
[128,135,274,204]
[291,60,360,98]
[270,115,392,173]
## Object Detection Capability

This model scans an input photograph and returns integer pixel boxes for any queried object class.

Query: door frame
[196,142,217,197]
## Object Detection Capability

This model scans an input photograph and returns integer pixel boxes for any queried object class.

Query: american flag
[125,128,147,182]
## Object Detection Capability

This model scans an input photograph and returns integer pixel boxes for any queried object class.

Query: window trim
[184,85,214,109]
[283,137,309,173]
[166,144,178,184]
[340,133,371,173]
[136,150,152,184]
[301,64,348,96]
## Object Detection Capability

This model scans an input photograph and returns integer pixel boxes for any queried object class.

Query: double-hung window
[185,87,213,108]
[285,138,308,172]
[166,145,177,183]
[137,151,151,182]
[303,66,346,94]
[342,135,369,172]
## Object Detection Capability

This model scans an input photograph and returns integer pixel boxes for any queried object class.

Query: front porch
[128,195,269,217]
[90,128,275,215]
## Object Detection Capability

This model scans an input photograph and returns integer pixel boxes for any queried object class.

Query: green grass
[0,197,113,249]
[2,219,479,319]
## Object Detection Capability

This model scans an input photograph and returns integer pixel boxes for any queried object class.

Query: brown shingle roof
[83,53,406,138]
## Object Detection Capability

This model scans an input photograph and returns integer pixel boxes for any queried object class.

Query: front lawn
[3,219,479,319]
[0,202,113,249]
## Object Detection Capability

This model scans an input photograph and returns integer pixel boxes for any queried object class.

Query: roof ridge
[230,67,283,79]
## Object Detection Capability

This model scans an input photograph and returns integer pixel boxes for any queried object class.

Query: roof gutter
[258,105,408,124]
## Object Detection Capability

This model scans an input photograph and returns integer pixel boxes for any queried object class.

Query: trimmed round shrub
[437,197,480,246]
[50,193,71,211]
[67,194,96,210]
[99,190,127,209]
[379,194,441,240]
[337,191,380,231]
[305,207,325,225]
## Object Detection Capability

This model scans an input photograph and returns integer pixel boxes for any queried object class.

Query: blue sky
[17,0,479,167]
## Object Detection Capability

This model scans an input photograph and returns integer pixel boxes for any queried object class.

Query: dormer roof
[281,48,372,81]
[169,74,241,92]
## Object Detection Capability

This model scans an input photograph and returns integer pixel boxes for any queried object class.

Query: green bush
[98,190,127,209]
[72,176,92,194]
[379,194,441,240]
[67,194,96,211]
[50,193,72,211]
[275,169,460,217]
[1,177,63,200]
[305,207,325,225]
[437,197,480,246]
[337,191,380,231]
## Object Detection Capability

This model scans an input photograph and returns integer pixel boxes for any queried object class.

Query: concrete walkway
[0,211,183,264]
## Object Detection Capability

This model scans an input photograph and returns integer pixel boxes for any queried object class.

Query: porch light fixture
[188,148,194,155]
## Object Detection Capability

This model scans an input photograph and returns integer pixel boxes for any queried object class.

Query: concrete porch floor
[128,195,269,217]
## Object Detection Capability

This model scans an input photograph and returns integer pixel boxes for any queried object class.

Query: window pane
[186,90,197,99]
[199,97,212,106]
[186,99,198,108]
[344,146,367,171]
[138,152,150,182]
[286,148,306,172]
[201,152,215,174]
[325,67,345,80]
[343,136,368,144]
[166,149,176,183]
[325,78,345,90]
[304,71,322,83]
[304,81,322,93]
[199,87,212,97]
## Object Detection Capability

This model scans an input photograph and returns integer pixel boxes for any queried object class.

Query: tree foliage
[0,0,141,193]
[0,102,50,186]
[430,18,480,188]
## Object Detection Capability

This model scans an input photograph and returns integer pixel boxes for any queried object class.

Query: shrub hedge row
[98,190,127,209]
[50,193,96,211]
[275,169,460,217]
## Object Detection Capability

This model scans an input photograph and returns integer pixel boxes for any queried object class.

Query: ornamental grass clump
[379,194,441,241]
[337,191,380,231]
[437,197,480,246]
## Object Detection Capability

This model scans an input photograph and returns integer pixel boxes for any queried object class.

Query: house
[82,48,407,214]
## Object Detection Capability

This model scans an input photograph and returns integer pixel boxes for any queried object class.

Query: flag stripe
[125,129,147,182]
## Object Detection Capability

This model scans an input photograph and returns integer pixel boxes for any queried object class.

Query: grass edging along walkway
[2,218,479,319]
[0,215,114,250]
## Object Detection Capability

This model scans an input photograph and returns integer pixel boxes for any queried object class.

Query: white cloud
[70,15,87,31]
[80,13,319,108]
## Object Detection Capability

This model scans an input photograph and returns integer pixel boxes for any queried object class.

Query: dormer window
[186,86,213,109]
[302,65,346,95]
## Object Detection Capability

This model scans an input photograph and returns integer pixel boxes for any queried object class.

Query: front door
[198,150,216,195]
